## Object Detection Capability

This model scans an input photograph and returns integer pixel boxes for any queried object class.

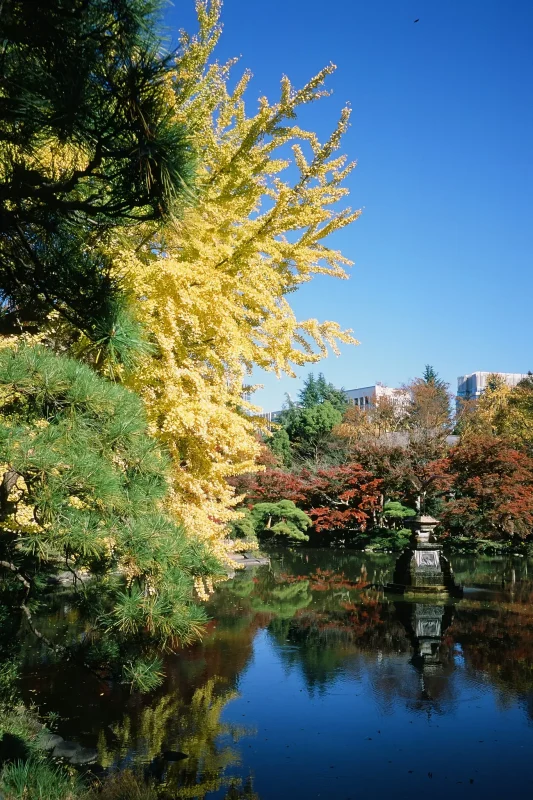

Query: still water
[18,550,533,799]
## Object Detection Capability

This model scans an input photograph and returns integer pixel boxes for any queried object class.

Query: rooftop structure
[457,371,530,400]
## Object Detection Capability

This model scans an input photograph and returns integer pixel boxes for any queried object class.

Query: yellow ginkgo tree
[111,0,361,555]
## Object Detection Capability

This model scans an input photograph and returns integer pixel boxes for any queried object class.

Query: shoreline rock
[228,552,270,568]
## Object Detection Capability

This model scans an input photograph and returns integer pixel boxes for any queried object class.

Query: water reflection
[10,550,533,798]
[389,601,457,717]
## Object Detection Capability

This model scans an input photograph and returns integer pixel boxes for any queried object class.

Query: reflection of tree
[273,548,395,587]
[267,589,461,715]
[449,594,533,703]
[224,778,259,800]
[445,559,533,710]
[250,580,312,618]
[13,552,533,796]
[211,558,410,694]
[449,556,531,592]
[270,614,358,691]
[15,597,256,799]
[269,590,395,692]
[209,567,313,627]
[94,677,251,799]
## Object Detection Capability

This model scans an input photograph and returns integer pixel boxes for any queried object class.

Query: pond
[15,550,533,798]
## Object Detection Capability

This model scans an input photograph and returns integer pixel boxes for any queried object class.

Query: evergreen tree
[237,501,311,543]
[0,0,196,361]
[382,501,416,529]
[422,365,439,385]
[299,372,348,412]
[267,373,348,466]
[0,345,220,683]
[284,402,343,463]
[269,427,293,468]
[299,374,321,408]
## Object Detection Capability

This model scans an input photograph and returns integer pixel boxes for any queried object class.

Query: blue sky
[164,0,533,411]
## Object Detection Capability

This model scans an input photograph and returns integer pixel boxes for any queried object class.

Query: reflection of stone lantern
[386,514,462,597]
[411,603,449,669]
[394,600,456,709]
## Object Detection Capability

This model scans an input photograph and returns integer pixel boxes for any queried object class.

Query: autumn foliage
[117,0,360,553]
[239,379,533,549]
[232,462,382,539]
[301,465,381,534]
[439,435,533,540]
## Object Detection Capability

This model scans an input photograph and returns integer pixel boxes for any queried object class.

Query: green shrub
[382,501,416,528]
[233,501,312,544]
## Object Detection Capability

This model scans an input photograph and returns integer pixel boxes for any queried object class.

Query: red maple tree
[298,464,382,534]
[440,435,533,540]
[229,468,307,505]
[231,463,382,536]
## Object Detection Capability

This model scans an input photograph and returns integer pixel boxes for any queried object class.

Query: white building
[258,409,284,425]
[457,372,530,400]
[261,384,409,423]
[344,384,410,411]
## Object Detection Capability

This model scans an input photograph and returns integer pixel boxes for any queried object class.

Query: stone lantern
[413,514,439,544]
[386,514,462,597]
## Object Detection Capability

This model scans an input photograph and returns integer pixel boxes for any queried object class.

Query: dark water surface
[17,550,533,799]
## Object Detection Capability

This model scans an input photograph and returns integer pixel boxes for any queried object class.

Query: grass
[0,763,160,800]
[0,706,159,799]
[0,706,80,800]
[0,704,43,750]
[0,758,81,800]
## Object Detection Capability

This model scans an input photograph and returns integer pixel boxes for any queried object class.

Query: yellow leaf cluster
[105,0,360,549]
[0,463,43,536]
[459,374,533,444]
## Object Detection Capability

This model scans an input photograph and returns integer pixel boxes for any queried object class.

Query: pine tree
[236,501,311,543]
[299,374,321,408]
[0,0,196,362]
[0,344,220,683]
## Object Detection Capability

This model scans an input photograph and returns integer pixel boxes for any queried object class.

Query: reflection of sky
[17,553,533,798]
[217,628,533,800]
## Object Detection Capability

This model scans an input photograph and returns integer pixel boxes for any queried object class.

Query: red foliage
[299,463,382,533]
[255,443,279,468]
[440,435,533,539]
[231,463,382,536]
[293,595,383,638]
[229,468,307,504]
